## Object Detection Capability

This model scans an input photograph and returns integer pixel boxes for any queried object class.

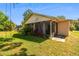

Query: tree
[4,20,16,31]
[22,9,33,25]
[70,24,76,31]
[20,9,33,34]
[0,11,8,30]
[69,19,79,31]
[0,11,16,31]
[57,16,66,19]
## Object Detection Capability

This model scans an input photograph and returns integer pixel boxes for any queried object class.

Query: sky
[0,3,79,25]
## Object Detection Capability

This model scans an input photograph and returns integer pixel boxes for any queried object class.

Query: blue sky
[0,3,79,25]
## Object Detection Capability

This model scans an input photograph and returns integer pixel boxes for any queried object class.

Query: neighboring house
[24,12,70,38]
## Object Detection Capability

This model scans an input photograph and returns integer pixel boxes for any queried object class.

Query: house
[24,12,70,38]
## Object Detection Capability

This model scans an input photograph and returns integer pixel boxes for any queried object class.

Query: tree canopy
[0,11,16,31]
[69,19,79,31]
[56,16,66,19]
[22,9,33,25]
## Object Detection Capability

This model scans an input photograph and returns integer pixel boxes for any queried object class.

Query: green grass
[0,31,79,56]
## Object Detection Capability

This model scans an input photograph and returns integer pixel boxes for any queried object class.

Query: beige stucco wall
[58,21,70,36]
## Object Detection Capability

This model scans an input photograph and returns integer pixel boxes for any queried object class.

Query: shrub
[75,25,79,30]
[20,24,32,35]
[70,25,76,31]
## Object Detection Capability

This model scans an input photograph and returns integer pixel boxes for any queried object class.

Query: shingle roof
[25,12,68,24]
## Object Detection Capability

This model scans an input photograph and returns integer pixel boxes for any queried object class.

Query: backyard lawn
[0,31,79,56]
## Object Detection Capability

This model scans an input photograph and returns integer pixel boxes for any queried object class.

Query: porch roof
[26,13,69,24]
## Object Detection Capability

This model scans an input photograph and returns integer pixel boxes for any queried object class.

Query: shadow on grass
[1,42,22,51]
[0,38,14,42]
[12,48,36,56]
[13,34,48,43]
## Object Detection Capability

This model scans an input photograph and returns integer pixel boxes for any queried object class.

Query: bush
[20,24,32,35]
[75,25,79,30]
[70,25,76,31]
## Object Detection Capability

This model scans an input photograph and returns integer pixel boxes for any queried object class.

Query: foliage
[70,24,76,31]
[15,25,22,31]
[0,11,16,31]
[22,9,33,25]
[4,20,16,31]
[70,19,79,31]
[75,25,79,30]
[20,24,32,35]
[57,16,66,19]
[20,9,33,35]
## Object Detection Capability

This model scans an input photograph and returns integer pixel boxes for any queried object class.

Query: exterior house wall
[58,21,70,36]
[26,14,70,36]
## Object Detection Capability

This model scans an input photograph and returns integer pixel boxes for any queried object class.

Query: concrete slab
[51,37,65,42]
